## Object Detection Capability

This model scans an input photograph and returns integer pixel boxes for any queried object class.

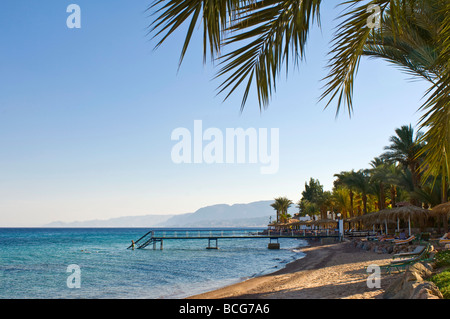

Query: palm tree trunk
[442,177,448,204]
[390,185,396,207]
[349,190,354,218]
[362,194,367,215]
[379,182,385,210]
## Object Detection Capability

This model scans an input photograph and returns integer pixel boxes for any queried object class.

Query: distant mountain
[44,214,176,228]
[158,200,275,227]
[43,200,283,227]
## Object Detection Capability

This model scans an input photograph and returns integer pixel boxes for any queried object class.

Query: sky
[0,1,431,226]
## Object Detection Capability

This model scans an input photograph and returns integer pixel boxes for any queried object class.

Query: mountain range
[43,200,291,227]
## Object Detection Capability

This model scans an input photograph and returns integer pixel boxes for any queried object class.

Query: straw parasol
[431,202,450,217]
[352,206,430,235]
[288,219,313,228]
[431,202,450,231]
[271,218,303,229]
[310,218,337,225]
[308,218,338,230]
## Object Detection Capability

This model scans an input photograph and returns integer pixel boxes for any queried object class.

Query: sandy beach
[188,240,401,299]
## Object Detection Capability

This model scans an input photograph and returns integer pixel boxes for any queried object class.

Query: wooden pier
[128,229,342,250]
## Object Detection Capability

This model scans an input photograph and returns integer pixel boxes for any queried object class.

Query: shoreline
[187,240,401,299]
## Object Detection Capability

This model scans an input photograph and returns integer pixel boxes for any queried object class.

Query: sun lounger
[439,234,450,245]
[393,235,415,245]
[378,236,395,242]
[439,238,450,250]
[392,245,425,260]
[378,244,431,274]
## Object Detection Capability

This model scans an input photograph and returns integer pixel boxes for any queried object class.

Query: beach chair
[439,236,450,250]
[393,235,415,245]
[378,244,431,274]
[375,235,394,242]
[392,245,425,260]
[438,234,450,245]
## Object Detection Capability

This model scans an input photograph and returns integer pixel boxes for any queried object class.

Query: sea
[0,228,307,299]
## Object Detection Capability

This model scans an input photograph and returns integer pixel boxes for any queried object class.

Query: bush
[430,270,450,299]
[435,250,450,268]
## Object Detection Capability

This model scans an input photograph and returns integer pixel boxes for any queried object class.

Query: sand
[188,240,401,299]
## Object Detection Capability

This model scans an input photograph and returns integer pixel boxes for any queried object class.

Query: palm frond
[216,0,321,110]
[320,0,389,117]
[149,0,247,65]
[415,0,450,195]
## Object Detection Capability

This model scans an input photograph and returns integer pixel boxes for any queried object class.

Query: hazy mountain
[158,200,275,227]
[44,214,176,227]
[43,200,283,227]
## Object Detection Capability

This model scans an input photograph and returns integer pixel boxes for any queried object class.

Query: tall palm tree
[347,169,371,215]
[360,1,449,202]
[384,162,405,207]
[381,125,424,191]
[334,171,356,218]
[369,157,390,210]
[271,197,293,223]
[149,0,450,187]
[332,187,352,219]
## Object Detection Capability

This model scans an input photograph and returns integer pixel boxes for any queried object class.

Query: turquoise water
[0,228,306,299]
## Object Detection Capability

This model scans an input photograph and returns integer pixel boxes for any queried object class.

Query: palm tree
[384,162,405,208]
[381,125,424,192]
[334,171,356,218]
[334,169,371,215]
[332,187,352,219]
[360,0,449,201]
[149,0,450,190]
[347,169,371,215]
[296,199,319,218]
[369,157,390,210]
[271,197,293,223]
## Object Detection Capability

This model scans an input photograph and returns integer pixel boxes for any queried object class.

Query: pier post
[160,239,163,250]
[268,237,280,249]
[207,238,218,249]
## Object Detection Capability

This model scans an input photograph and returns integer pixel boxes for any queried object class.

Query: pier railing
[128,228,343,250]
[148,229,341,238]
[151,229,262,239]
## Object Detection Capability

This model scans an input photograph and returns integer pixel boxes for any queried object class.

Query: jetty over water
[128,229,343,250]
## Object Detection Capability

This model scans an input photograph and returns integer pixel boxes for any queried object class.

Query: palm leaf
[216,0,322,110]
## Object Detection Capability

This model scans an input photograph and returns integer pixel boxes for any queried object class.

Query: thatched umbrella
[273,218,303,230]
[431,202,450,231]
[349,206,429,234]
[388,206,430,235]
[310,219,338,231]
[353,210,394,234]
[432,202,450,215]
[359,206,430,235]
[288,219,314,231]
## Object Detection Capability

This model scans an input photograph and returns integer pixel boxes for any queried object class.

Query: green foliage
[435,250,450,268]
[430,250,450,299]
[297,178,333,217]
[430,270,450,299]
[271,197,293,223]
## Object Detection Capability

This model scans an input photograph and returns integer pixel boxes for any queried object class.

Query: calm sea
[0,228,306,299]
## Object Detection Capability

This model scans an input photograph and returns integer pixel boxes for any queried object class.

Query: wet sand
[188,240,400,299]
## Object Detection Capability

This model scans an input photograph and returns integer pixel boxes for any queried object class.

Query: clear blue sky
[0,1,430,226]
